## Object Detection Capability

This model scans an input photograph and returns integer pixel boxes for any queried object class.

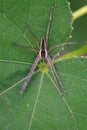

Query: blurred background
[69,0,87,46]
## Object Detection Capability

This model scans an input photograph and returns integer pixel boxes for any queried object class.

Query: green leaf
[0,0,87,130]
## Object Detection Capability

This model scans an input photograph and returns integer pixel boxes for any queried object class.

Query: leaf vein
[28,73,44,130]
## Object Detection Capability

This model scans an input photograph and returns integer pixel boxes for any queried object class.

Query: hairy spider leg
[48,42,77,52]
[20,55,41,94]
[25,24,40,48]
[46,4,54,48]
[13,42,38,53]
[46,55,65,95]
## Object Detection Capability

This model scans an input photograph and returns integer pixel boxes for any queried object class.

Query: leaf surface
[0,0,87,130]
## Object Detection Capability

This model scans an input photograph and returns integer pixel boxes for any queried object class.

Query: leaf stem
[73,5,87,20]
[53,45,87,64]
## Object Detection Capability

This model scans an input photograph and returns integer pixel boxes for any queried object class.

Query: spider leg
[51,42,77,60]
[25,24,40,48]
[46,54,65,95]
[48,42,77,52]
[53,50,65,60]
[13,42,39,53]
[46,5,54,48]
[20,55,41,94]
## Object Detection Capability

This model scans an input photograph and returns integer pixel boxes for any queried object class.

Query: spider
[14,5,75,95]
